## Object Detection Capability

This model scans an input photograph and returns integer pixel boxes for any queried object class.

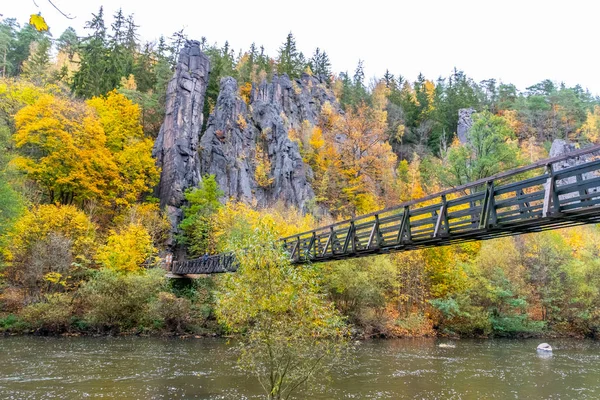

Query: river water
[0,336,599,399]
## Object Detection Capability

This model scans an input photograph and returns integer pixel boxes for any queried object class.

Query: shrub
[79,268,165,332]
[20,293,73,333]
[0,314,22,331]
[0,286,26,313]
[3,204,96,299]
[149,292,192,333]
[392,312,435,337]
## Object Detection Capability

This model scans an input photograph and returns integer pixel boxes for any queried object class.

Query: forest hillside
[1,9,599,338]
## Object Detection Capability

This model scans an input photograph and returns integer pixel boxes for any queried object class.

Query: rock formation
[549,139,599,201]
[200,73,337,210]
[152,40,210,237]
[457,108,475,144]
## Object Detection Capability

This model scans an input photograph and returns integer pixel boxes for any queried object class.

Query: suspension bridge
[169,144,600,276]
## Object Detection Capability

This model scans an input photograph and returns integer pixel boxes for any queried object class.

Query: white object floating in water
[438,343,456,348]
[537,343,552,352]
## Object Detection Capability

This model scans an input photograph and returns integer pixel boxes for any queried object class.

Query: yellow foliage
[113,203,171,247]
[44,272,67,287]
[372,81,390,111]
[87,90,144,151]
[214,202,316,251]
[29,14,48,31]
[0,78,59,115]
[111,138,160,206]
[239,82,252,104]
[579,105,600,144]
[96,223,156,273]
[5,204,96,265]
[119,74,138,91]
[13,91,158,211]
[14,95,118,205]
[254,145,273,188]
[236,113,248,130]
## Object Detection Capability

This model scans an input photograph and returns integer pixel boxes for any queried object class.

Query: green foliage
[445,111,520,185]
[0,313,21,330]
[216,219,348,400]
[321,257,395,335]
[276,32,305,79]
[429,293,492,336]
[178,175,223,256]
[19,292,73,332]
[0,177,24,240]
[79,268,165,332]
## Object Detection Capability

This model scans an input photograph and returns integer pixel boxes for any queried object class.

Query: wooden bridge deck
[171,144,600,276]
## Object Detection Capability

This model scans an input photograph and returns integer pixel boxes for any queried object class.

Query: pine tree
[56,27,79,61]
[0,18,18,77]
[309,47,331,82]
[72,7,109,97]
[276,32,303,78]
[21,37,51,84]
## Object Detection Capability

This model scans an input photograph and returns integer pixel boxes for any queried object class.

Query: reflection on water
[0,336,599,399]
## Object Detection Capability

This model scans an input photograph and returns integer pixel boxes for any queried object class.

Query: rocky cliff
[457,108,475,144]
[200,73,337,210]
[152,40,210,237]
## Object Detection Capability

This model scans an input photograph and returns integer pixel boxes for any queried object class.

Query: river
[0,337,598,399]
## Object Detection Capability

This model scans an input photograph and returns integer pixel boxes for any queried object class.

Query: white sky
[5,0,600,95]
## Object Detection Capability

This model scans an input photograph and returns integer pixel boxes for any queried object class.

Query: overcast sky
[6,0,600,95]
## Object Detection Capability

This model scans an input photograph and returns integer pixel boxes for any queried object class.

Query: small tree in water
[215,217,348,399]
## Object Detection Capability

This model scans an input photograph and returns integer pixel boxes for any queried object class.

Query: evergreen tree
[0,18,18,77]
[10,22,47,75]
[56,27,79,61]
[21,37,51,84]
[72,7,109,97]
[309,47,331,82]
[276,32,303,78]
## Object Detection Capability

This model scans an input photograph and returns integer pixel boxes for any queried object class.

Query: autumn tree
[13,94,118,205]
[3,204,97,300]
[334,101,396,215]
[216,212,347,400]
[14,91,158,210]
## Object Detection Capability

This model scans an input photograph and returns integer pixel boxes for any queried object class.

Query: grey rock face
[200,73,335,210]
[457,108,475,144]
[549,139,599,202]
[153,40,210,236]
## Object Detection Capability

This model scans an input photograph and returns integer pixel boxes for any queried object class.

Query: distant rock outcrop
[457,108,475,144]
[153,40,210,238]
[549,139,599,202]
[200,73,337,210]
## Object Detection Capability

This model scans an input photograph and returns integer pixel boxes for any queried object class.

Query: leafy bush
[149,292,192,333]
[79,268,165,332]
[0,314,22,331]
[321,257,395,334]
[393,312,435,337]
[3,204,96,299]
[0,286,26,313]
[429,294,492,336]
[20,293,73,333]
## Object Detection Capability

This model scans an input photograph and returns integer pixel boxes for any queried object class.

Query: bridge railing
[281,144,600,263]
[171,253,238,275]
